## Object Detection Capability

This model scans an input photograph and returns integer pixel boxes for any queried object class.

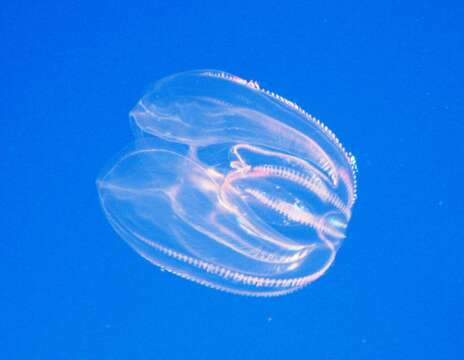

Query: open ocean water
[1,1,462,359]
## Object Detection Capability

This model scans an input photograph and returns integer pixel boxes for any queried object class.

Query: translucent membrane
[97,70,357,296]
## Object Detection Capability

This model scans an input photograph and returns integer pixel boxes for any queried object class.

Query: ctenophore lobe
[97,70,358,296]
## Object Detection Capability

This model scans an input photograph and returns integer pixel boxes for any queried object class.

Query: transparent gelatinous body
[97,70,358,296]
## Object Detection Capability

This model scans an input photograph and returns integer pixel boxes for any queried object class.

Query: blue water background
[1,1,462,359]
